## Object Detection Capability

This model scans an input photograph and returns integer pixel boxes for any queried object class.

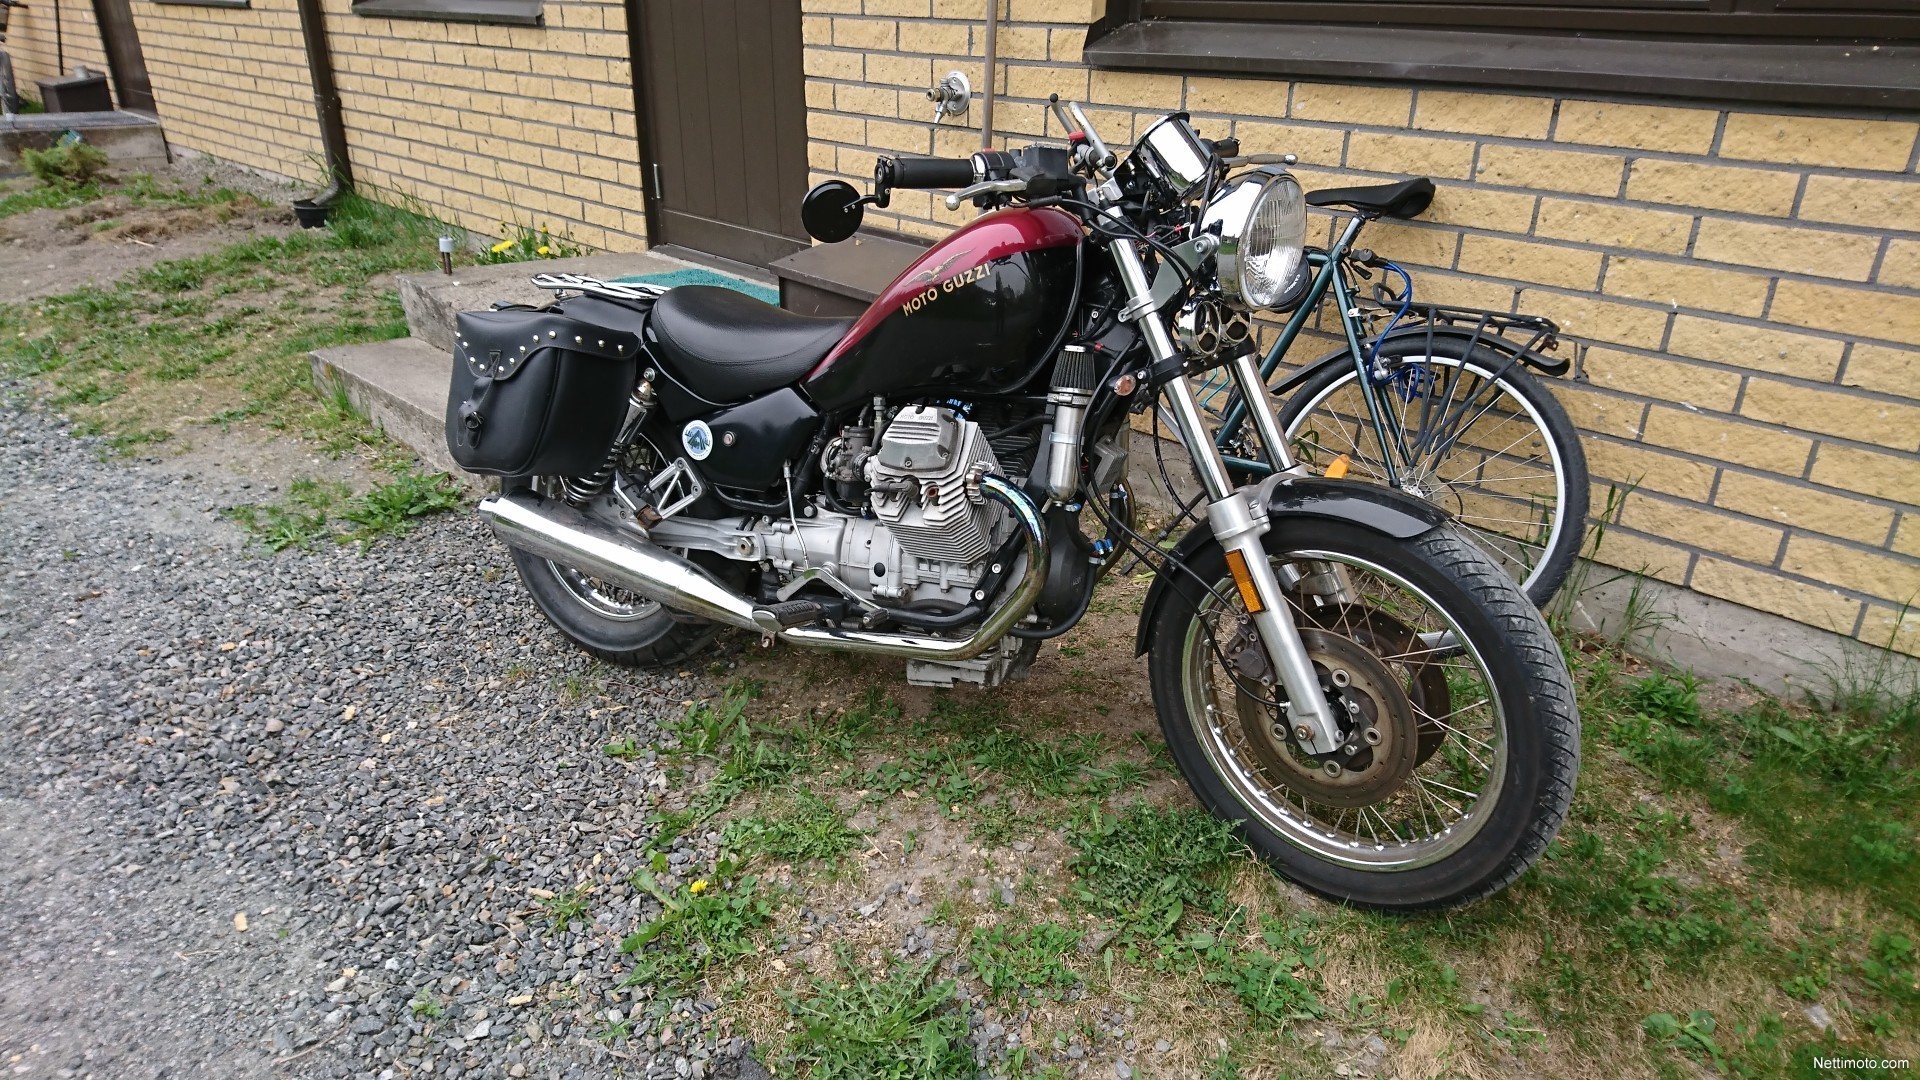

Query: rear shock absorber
[561,377,656,506]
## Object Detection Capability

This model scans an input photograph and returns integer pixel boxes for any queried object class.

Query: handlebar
[879,156,978,189]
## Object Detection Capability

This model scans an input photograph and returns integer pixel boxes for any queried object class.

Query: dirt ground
[1,158,300,301]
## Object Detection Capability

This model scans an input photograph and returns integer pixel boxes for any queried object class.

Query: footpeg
[754,599,826,629]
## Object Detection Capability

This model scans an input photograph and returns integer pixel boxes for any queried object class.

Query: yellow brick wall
[123,1,647,251]
[4,0,112,106]
[129,0,327,180]
[802,0,1920,657]
[323,0,648,251]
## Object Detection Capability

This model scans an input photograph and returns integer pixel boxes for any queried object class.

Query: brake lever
[1221,153,1298,167]
[944,179,1027,210]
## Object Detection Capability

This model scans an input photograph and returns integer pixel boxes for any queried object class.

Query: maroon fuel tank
[801,206,1082,413]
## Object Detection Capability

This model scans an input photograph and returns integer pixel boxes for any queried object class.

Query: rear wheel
[1273,340,1586,607]
[1146,519,1579,909]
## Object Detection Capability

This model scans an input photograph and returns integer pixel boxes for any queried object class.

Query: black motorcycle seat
[1305,178,1435,220]
[648,286,853,403]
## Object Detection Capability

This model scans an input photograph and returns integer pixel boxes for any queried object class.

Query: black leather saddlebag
[443,307,642,477]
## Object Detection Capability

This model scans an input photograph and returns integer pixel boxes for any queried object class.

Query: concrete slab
[311,337,466,478]
[397,251,708,351]
[0,111,169,172]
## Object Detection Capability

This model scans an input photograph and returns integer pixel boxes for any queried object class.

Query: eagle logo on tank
[899,254,994,317]
[681,419,714,461]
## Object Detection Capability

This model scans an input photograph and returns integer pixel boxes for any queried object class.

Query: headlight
[1203,167,1308,312]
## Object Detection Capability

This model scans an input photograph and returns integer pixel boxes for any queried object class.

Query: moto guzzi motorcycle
[445,99,1579,909]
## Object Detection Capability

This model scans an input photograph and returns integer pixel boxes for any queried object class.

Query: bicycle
[1187,176,1589,608]
[0,0,25,117]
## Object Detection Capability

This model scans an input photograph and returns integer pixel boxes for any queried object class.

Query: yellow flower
[536,245,551,256]
[689,879,709,895]
[489,239,514,254]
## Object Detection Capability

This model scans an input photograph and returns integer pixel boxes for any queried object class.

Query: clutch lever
[944,179,1027,210]
[1221,153,1298,167]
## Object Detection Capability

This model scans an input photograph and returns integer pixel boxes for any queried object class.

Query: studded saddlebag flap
[443,307,642,477]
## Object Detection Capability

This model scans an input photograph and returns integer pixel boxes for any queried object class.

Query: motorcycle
[444,98,1579,910]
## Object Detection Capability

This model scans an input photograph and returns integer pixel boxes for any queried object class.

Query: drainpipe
[979,0,997,149]
[294,0,352,208]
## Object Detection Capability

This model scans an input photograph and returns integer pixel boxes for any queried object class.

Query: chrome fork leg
[1228,350,1297,473]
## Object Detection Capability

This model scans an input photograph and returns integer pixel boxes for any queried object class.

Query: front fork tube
[1108,231,1343,755]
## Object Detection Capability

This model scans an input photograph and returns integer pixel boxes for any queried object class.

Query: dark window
[1138,0,1920,40]
[350,0,541,27]
[151,0,252,8]
[1088,0,1920,109]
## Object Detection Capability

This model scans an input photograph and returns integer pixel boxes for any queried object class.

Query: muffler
[477,476,1049,662]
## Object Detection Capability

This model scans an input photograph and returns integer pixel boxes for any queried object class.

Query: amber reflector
[1223,548,1266,613]
[1325,453,1351,479]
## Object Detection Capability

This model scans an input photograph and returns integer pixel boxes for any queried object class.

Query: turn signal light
[1224,548,1267,614]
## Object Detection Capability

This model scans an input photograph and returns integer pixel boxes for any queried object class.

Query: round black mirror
[801,181,864,244]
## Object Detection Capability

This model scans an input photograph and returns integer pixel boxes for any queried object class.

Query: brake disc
[1303,604,1452,766]
[1232,628,1421,809]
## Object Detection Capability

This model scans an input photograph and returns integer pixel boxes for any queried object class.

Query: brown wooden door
[637,0,810,268]
[90,0,153,111]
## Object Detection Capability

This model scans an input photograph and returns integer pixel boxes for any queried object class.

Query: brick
[1582,436,1717,500]
[865,53,933,87]
[1080,70,1177,110]
[1798,175,1920,235]
[1859,603,1920,658]
[898,20,967,54]
[1516,289,1669,350]
[802,14,832,44]
[1475,145,1625,198]
[1363,222,1458,270]
[1621,494,1784,563]
[801,0,859,10]
[810,111,865,145]
[1783,536,1920,602]
[1881,241,1920,291]
[833,15,895,49]
[1422,186,1534,234]
[1665,316,1844,382]
[1005,64,1083,101]
[1843,344,1920,403]
[1641,407,1813,474]
[1603,257,1772,318]
[1691,557,1863,633]
[1007,0,1099,21]
[866,118,931,154]
[804,46,862,80]
[1589,528,1692,584]
[1895,516,1920,559]
[1624,159,1800,218]
[1741,378,1920,451]
[1693,218,1879,283]
[1412,90,1553,140]
[1290,82,1412,127]
[835,83,898,118]
[1719,113,1917,172]
[1772,280,1920,348]
[1810,443,1920,505]
[864,0,931,14]
[1409,272,1517,312]
[1232,121,1343,168]
[1554,99,1718,155]
[1048,28,1085,63]
[985,25,1049,60]
[1534,199,1692,255]
[1345,131,1476,180]
[1552,383,1645,440]
[1581,347,1741,412]
[1455,235,1601,291]
[1715,471,1896,546]
[1188,76,1288,119]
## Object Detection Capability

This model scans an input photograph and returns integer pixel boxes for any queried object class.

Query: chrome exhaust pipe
[478,475,1049,662]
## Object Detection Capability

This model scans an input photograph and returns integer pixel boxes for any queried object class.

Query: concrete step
[397,250,728,351]
[310,336,464,477]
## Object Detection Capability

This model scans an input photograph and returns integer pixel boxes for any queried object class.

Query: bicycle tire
[1271,338,1588,607]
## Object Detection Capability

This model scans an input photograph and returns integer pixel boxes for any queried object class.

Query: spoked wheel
[1273,339,1587,608]
[1147,519,1579,910]
[506,479,718,668]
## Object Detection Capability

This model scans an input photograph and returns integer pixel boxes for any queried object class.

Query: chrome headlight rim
[1204,165,1310,314]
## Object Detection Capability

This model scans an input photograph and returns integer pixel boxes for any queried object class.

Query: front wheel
[1146,519,1579,910]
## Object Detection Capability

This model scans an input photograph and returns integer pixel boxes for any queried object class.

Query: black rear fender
[1132,478,1449,656]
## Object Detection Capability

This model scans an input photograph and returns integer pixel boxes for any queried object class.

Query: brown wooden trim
[625,0,663,243]
[1085,18,1920,110]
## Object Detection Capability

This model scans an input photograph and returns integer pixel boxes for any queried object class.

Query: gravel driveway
[0,394,761,1080]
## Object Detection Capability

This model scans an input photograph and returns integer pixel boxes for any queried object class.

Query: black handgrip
[885,156,977,189]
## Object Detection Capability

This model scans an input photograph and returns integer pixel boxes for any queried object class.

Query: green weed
[337,468,462,541]
[967,921,1083,1005]
[537,884,592,927]
[723,789,863,865]
[777,951,974,1080]
[1064,801,1242,936]
[223,478,348,551]
[620,862,773,992]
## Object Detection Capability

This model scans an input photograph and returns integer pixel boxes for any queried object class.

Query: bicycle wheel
[1273,337,1587,607]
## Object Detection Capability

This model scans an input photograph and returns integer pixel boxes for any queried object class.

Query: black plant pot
[292,199,332,228]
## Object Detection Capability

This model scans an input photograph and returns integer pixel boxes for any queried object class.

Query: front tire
[1146,519,1579,910]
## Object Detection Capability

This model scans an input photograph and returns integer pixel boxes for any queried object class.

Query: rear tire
[1273,341,1587,608]
[509,544,718,668]
[1146,519,1579,910]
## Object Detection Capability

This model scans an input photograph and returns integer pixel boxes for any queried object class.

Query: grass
[223,465,462,550]
[0,171,257,221]
[776,951,975,1080]
[0,191,445,451]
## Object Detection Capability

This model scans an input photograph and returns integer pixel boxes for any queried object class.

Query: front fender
[1132,478,1449,656]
